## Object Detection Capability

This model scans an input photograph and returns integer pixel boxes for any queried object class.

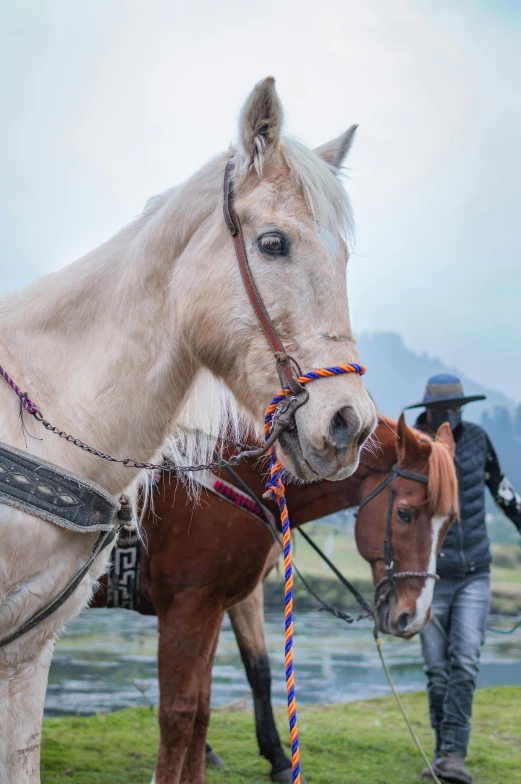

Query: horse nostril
[395,611,411,632]
[332,409,348,430]
[330,406,356,453]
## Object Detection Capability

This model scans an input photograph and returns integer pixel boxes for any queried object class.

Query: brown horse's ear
[396,412,422,464]
[436,422,456,458]
[238,76,283,174]
[315,125,358,174]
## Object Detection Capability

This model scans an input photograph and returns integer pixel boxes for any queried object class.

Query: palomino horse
[92,415,457,784]
[0,77,375,782]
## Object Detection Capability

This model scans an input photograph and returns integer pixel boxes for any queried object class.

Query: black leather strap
[357,464,430,582]
[358,465,428,511]
[298,527,373,614]
[0,528,116,648]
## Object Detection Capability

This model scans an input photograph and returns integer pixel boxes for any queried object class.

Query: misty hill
[357,332,512,423]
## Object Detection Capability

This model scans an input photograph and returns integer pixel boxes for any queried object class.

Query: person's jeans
[420,572,490,757]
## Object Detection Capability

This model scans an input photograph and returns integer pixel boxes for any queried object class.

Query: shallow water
[44,608,521,716]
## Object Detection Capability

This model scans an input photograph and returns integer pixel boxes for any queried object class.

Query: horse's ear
[315,125,358,174]
[436,422,456,458]
[238,76,283,174]
[396,412,422,464]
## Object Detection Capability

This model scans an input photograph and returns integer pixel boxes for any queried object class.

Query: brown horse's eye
[258,232,289,257]
[397,507,413,525]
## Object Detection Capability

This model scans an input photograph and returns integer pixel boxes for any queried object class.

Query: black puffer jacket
[440,421,491,577]
[414,416,516,579]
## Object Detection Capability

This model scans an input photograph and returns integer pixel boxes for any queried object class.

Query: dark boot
[435,752,473,784]
[420,757,443,780]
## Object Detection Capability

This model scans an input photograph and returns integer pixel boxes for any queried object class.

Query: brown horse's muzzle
[376,580,434,639]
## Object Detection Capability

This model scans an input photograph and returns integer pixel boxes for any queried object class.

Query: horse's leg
[0,638,54,784]
[153,596,223,784]
[228,581,292,783]
[180,615,222,784]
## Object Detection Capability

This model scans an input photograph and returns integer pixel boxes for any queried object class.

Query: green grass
[41,686,521,783]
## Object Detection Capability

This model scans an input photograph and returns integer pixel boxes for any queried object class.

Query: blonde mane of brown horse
[428,438,459,518]
[375,414,458,519]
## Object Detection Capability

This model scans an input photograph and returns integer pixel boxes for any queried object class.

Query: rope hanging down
[262,363,365,784]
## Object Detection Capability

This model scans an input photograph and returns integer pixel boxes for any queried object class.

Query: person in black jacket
[405,374,521,784]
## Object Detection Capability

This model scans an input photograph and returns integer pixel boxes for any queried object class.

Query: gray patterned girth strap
[0,441,123,648]
[0,442,119,533]
[106,528,141,610]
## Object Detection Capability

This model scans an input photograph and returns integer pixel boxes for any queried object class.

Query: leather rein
[209,459,439,619]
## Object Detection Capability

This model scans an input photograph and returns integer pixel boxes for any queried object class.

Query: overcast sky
[1,1,519,399]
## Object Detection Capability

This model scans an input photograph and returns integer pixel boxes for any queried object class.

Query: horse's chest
[0,506,110,666]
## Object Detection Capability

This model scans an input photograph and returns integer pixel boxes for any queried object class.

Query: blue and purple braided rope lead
[263,363,365,784]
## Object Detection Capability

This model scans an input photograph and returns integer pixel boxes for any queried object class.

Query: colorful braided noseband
[263,363,365,784]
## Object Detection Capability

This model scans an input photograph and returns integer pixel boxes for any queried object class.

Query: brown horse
[92,415,457,784]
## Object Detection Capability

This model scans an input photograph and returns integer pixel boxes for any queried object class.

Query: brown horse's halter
[357,464,439,602]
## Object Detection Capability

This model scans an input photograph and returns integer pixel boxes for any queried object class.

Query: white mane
[164,369,253,498]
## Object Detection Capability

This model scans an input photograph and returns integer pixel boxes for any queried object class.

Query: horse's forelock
[279,137,354,245]
[233,135,354,245]
[427,440,459,519]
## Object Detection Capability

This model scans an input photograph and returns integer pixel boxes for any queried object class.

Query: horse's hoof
[206,749,225,767]
[271,769,296,784]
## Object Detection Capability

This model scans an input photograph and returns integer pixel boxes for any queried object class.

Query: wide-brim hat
[404,373,486,410]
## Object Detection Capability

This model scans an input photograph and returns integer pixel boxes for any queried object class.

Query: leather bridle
[357,464,439,602]
[222,160,310,460]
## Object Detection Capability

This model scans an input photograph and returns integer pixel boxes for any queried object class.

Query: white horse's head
[167,77,376,481]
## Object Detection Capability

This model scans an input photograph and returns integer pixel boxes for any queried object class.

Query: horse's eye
[258,232,289,257]
[397,507,413,525]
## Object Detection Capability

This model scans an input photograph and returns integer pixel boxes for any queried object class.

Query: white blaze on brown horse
[92,414,457,784]
[0,77,375,783]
